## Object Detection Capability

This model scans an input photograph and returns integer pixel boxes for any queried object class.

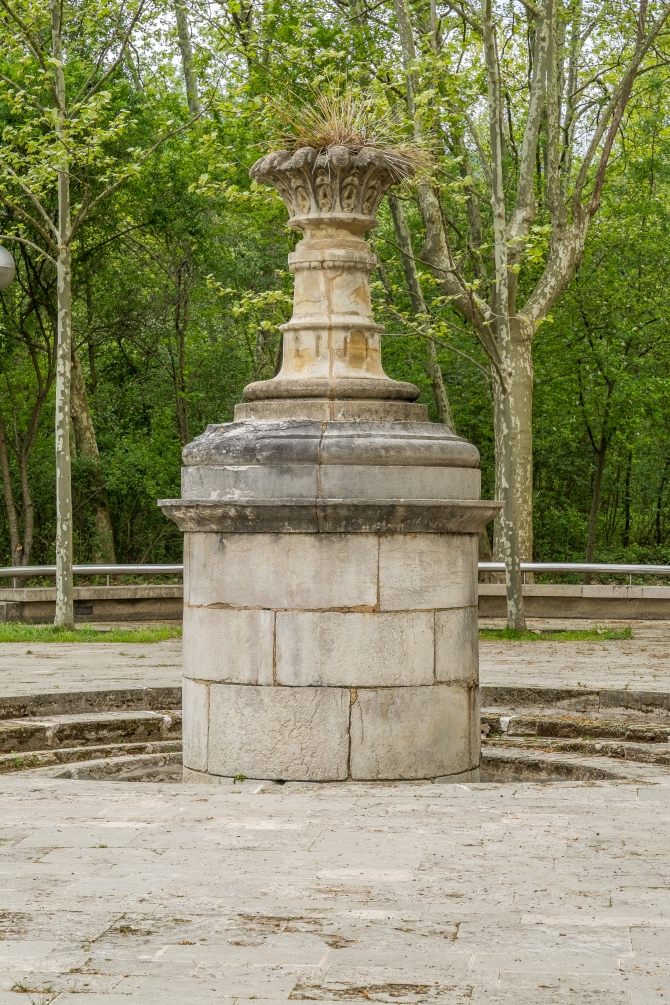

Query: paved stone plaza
[1,623,669,1001]
[1,620,670,699]
[0,773,669,1003]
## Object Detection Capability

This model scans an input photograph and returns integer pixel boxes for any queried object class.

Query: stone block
[349,683,477,780]
[234,399,429,422]
[319,420,481,468]
[435,607,479,684]
[182,678,209,772]
[378,534,477,611]
[582,585,616,598]
[0,601,21,623]
[275,611,434,687]
[187,532,378,609]
[319,465,480,501]
[208,683,349,780]
[182,607,274,685]
[181,463,318,501]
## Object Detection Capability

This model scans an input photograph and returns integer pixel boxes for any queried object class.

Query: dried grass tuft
[268,91,428,181]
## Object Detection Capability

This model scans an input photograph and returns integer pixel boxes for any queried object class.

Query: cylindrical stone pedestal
[160,142,500,783]
[161,421,499,782]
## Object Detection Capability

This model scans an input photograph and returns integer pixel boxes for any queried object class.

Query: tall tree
[0,0,193,621]
[387,0,670,626]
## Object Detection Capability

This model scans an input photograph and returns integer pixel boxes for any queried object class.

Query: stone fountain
[161,144,499,783]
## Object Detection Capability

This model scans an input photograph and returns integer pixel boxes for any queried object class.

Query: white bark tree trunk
[175,4,200,116]
[482,0,526,629]
[71,350,116,563]
[493,320,534,566]
[51,0,74,627]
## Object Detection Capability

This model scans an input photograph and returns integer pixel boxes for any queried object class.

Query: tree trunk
[499,387,526,628]
[17,447,34,568]
[483,0,525,630]
[583,435,608,584]
[478,525,494,583]
[52,0,74,627]
[387,195,455,430]
[174,262,190,448]
[0,409,22,583]
[656,459,668,546]
[493,321,534,574]
[175,4,200,116]
[426,339,455,430]
[623,449,632,548]
[71,350,116,563]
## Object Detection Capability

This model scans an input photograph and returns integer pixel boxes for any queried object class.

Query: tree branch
[2,166,58,238]
[0,72,48,114]
[507,1,549,243]
[0,195,58,251]
[442,0,482,34]
[69,106,206,236]
[572,0,670,215]
[72,0,150,108]
[0,234,57,265]
[0,2,58,105]
[517,0,540,15]
[544,0,565,227]
[464,112,492,188]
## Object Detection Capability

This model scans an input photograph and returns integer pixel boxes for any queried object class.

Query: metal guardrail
[0,564,183,578]
[479,562,670,576]
[0,562,668,580]
[479,562,670,586]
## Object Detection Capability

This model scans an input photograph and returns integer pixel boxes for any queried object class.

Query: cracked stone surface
[0,774,668,1002]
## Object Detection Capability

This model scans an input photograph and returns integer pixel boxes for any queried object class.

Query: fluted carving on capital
[250,145,407,230]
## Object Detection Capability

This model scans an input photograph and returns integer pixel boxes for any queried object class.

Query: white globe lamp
[0,246,16,291]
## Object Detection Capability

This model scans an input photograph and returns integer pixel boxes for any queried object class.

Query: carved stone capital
[250,145,405,233]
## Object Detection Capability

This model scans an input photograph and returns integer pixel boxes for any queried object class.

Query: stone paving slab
[0,775,668,1002]
[0,638,182,698]
[480,619,670,693]
[2,620,670,701]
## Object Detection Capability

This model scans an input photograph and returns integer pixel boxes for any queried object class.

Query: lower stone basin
[30,747,670,785]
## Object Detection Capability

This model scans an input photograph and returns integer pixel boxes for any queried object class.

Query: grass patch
[0,623,182,643]
[478,625,632,642]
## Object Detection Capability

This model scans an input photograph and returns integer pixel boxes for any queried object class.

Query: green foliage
[479,626,633,642]
[0,623,181,642]
[0,0,668,570]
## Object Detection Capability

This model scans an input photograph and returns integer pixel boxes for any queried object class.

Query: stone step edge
[0,686,182,720]
[0,739,182,774]
[481,747,670,782]
[32,750,184,781]
[13,743,670,784]
[0,710,182,754]
[483,736,670,765]
[26,747,670,785]
[2,682,669,723]
[481,712,670,741]
[481,685,670,713]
